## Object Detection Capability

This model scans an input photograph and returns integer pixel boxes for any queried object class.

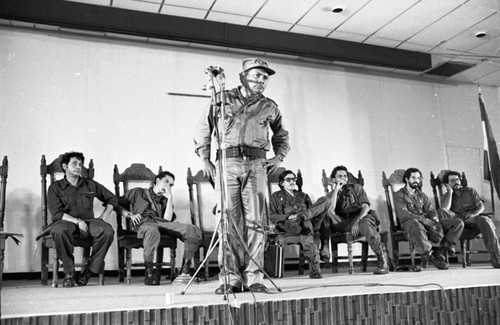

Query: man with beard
[194,58,290,294]
[394,167,463,270]
[438,170,500,268]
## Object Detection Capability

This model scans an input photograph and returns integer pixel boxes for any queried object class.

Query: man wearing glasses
[394,168,462,270]
[194,58,290,294]
[438,170,500,268]
[269,170,323,279]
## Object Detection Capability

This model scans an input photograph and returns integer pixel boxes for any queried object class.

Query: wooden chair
[0,156,23,288]
[381,170,416,270]
[40,154,104,287]
[266,167,318,277]
[430,170,490,267]
[113,163,177,284]
[187,167,218,281]
[323,169,389,274]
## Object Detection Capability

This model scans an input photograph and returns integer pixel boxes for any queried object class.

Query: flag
[479,91,500,202]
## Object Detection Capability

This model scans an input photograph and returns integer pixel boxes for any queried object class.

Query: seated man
[438,170,500,268]
[47,151,116,287]
[117,171,203,285]
[394,167,463,270]
[269,170,323,279]
[296,165,389,275]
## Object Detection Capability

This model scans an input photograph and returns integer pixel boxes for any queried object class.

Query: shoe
[422,252,448,270]
[434,247,447,262]
[373,249,389,275]
[283,216,303,234]
[144,262,159,286]
[62,272,75,288]
[215,284,241,295]
[76,267,95,286]
[248,283,268,293]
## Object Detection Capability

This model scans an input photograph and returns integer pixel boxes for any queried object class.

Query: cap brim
[244,66,276,76]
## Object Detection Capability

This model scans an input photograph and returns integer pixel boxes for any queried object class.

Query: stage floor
[2,262,500,320]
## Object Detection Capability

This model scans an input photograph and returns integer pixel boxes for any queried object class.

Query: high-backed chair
[323,169,389,274]
[382,170,416,269]
[266,167,316,276]
[40,154,104,287]
[187,167,218,281]
[113,163,177,284]
[0,156,23,288]
[430,170,490,267]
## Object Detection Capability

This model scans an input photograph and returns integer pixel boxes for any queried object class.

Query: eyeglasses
[284,177,297,183]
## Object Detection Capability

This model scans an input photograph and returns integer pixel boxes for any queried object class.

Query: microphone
[205,65,224,77]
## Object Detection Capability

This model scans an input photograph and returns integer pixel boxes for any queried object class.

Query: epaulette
[266,97,278,107]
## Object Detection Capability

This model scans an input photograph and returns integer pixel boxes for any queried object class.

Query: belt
[217,146,266,160]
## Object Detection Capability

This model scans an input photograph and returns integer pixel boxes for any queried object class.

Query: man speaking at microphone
[194,58,290,294]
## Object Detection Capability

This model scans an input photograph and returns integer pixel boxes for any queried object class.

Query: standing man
[116,171,202,285]
[194,58,290,294]
[47,152,116,287]
[438,170,500,268]
[269,170,322,279]
[394,168,462,270]
[296,166,389,275]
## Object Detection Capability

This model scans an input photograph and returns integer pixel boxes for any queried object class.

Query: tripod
[181,65,281,299]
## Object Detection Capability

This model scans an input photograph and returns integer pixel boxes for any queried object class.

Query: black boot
[491,251,500,268]
[305,254,322,279]
[76,267,94,286]
[144,261,159,286]
[422,251,448,270]
[373,249,389,275]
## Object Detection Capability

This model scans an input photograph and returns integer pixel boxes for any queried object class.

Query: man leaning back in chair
[116,171,202,285]
[292,165,389,275]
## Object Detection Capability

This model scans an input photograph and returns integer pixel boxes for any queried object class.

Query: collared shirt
[117,187,176,222]
[394,187,438,223]
[445,187,482,215]
[333,183,370,217]
[47,177,117,222]
[193,86,290,160]
[269,189,312,225]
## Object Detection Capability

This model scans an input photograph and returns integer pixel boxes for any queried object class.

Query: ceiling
[2,0,500,86]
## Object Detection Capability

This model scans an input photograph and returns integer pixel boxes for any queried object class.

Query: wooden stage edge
[2,265,500,324]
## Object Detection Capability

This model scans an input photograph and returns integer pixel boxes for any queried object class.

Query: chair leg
[331,242,339,273]
[118,246,125,283]
[466,240,472,267]
[126,248,132,285]
[392,241,399,269]
[347,241,354,275]
[204,245,209,281]
[170,247,176,281]
[298,244,305,275]
[409,242,416,269]
[361,242,369,272]
[156,247,164,282]
[461,239,466,268]
[41,245,49,285]
[52,248,59,288]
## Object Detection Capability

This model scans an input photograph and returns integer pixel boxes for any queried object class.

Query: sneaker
[62,272,75,288]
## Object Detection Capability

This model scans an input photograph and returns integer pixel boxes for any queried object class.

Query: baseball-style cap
[241,58,275,76]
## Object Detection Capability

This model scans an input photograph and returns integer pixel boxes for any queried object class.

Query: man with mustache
[438,170,500,268]
[194,58,290,294]
[117,171,202,285]
[394,167,463,270]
